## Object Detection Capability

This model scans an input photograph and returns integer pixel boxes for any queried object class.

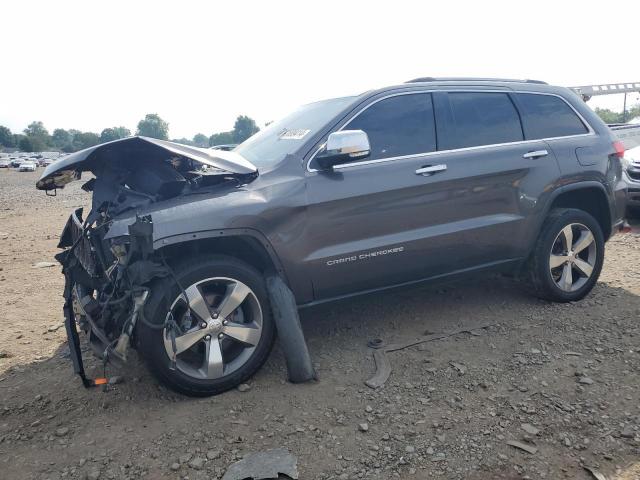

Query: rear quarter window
[447,92,523,149]
[515,93,588,139]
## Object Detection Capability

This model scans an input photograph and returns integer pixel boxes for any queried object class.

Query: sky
[2,0,639,139]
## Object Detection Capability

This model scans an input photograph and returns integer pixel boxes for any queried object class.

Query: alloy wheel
[162,277,263,380]
[549,223,597,292]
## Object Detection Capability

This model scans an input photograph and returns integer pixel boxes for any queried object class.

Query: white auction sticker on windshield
[279,129,310,140]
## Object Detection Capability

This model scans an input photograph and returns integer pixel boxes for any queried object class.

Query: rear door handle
[415,164,447,176]
[523,149,549,159]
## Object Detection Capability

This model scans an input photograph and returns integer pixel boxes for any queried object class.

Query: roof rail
[406,77,548,85]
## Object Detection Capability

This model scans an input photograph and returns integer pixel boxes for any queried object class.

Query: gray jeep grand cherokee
[37,78,628,396]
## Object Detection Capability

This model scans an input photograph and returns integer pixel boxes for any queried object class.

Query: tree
[72,132,100,150]
[24,121,49,139]
[13,134,26,148]
[232,115,259,143]
[100,126,131,143]
[52,129,72,150]
[626,103,640,121]
[19,135,46,152]
[0,126,15,147]
[209,131,235,146]
[171,137,194,146]
[595,102,640,124]
[595,108,623,124]
[136,113,169,140]
[22,121,51,151]
[192,133,209,148]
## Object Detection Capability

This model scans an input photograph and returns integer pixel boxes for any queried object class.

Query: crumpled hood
[36,136,257,190]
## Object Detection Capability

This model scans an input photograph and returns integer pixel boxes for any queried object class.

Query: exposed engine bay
[40,137,259,386]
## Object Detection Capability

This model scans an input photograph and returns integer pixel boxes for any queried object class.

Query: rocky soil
[0,169,639,480]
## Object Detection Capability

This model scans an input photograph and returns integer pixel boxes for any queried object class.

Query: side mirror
[315,130,371,170]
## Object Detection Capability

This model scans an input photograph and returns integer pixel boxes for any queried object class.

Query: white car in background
[623,145,640,215]
[18,161,37,172]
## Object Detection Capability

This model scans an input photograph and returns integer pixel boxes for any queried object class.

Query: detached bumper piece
[266,275,316,383]
[62,264,113,388]
[58,208,100,277]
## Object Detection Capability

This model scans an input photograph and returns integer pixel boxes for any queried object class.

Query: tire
[138,255,275,396]
[527,208,604,302]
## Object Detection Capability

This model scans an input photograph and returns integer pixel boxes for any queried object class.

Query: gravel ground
[1,169,639,480]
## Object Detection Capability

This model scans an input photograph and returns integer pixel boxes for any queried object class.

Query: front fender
[154,227,287,277]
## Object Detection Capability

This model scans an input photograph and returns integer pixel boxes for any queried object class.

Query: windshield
[235,96,356,168]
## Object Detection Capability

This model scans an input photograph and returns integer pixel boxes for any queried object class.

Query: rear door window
[345,93,437,160]
[515,93,588,139]
[446,92,524,149]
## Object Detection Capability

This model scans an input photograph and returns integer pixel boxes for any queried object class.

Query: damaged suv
[37,78,628,396]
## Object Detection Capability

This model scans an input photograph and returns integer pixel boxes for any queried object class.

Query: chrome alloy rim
[163,277,263,380]
[549,223,597,292]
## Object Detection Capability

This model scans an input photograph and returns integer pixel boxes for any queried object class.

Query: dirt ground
[1,169,639,480]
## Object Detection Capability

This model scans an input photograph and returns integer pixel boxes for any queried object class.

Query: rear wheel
[139,255,275,396]
[527,208,604,302]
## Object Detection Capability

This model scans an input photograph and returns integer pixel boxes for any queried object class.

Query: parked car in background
[622,145,640,215]
[209,144,238,151]
[10,158,23,168]
[19,161,37,172]
[0,160,10,168]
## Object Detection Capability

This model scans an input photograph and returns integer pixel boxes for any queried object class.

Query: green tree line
[0,113,260,153]
[594,103,640,124]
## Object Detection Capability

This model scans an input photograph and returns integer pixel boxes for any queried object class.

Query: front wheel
[138,255,275,396]
[527,208,605,302]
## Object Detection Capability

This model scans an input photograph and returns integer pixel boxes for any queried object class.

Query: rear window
[447,93,523,149]
[345,93,437,160]
[515,93,588,139]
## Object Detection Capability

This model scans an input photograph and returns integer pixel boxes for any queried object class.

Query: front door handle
[415,164,447,176]
[523,149,549,159]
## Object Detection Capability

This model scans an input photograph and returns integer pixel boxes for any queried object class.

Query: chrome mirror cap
[316,130,371,170]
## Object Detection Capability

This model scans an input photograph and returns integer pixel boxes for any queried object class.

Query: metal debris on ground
[506,439,538,455]
[449,361,467,375]
[583,466,608,480]
[32,261,57,268]
[222,448,299,480]
[520,423,540,436]
[365,323,496,389]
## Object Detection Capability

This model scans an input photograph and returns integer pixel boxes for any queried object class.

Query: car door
[428,90,561,266]
[303,92,449,299]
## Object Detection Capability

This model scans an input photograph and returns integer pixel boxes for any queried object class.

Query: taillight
[613,140,625,158]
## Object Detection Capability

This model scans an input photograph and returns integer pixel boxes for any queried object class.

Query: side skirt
[298,258,524,309]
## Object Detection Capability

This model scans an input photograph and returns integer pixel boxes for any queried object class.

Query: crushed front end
[39,136,259,387]
[57,210,165,386]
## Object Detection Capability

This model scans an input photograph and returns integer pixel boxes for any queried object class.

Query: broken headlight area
[57,210,170,387]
